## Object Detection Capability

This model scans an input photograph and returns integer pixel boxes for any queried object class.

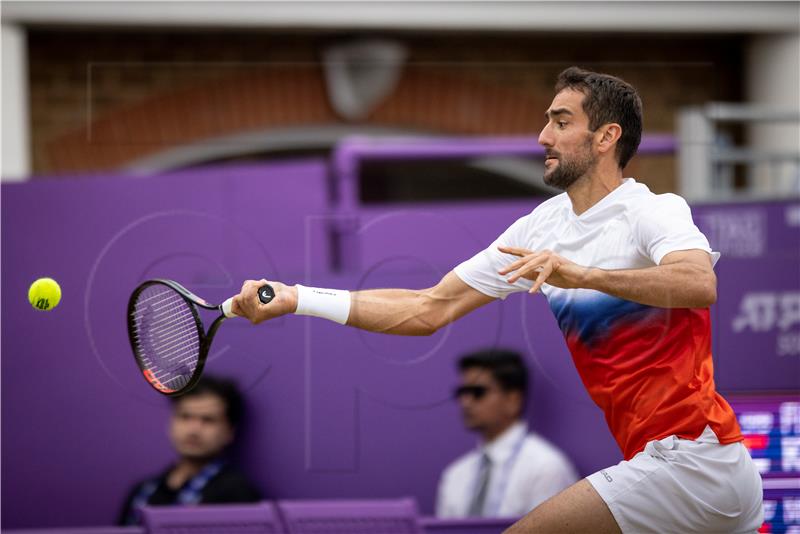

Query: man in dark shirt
[119,376,261,525]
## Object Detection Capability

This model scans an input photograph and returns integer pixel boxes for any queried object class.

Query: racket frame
[127,279,228,397]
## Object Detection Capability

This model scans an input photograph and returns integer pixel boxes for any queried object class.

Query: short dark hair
[555,66,643,169]
[171,376,244,427]
[458,349,528,398]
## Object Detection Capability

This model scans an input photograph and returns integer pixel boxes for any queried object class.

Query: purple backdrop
[693,203,800,391]
[2,144,798,528]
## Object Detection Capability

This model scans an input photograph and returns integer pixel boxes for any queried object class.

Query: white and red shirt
[454,178,742,460]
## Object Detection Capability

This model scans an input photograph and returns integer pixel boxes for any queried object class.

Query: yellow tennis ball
[28,277,61,311]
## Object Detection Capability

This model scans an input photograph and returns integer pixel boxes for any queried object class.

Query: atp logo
[733,292,800,333]
[732,291,800,356]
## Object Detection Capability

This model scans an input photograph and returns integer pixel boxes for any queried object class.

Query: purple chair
[276,498,422,534]
[140,502,285,534]
[1,529,144,534]
[418,516,519,534]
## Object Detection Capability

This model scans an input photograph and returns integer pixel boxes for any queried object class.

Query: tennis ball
[28,277,61,311]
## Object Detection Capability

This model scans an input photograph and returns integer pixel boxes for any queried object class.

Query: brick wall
[28,29,743,192]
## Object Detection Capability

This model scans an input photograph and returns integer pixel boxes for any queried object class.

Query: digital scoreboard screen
[730,394,800,533]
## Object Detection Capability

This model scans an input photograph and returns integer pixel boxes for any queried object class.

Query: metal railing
[678,103,800,202]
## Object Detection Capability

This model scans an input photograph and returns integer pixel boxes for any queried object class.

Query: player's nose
[538,124,554,148]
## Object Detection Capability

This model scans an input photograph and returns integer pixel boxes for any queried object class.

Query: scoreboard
[730,394,800,533]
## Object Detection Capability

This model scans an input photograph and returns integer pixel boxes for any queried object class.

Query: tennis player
[232,67,764,533]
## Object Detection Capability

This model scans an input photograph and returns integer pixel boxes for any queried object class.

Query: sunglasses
[453,385,493,400]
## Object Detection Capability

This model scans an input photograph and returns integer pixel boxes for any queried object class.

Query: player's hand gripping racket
[127,279,274,396]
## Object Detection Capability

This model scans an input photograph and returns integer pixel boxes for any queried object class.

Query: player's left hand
[497,246,591,293]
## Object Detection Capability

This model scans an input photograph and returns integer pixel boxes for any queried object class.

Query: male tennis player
[232,67,764,533]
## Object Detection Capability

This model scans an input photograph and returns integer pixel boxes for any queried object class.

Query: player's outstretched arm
[231,271,495,335]
[499,246,717,309]
[347,271,495,335]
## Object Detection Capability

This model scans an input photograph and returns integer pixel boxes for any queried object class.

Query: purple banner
[695,202,800,391]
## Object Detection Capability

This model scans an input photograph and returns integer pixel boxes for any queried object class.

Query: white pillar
[678,107,714,200]
[1,24,31,181]
[745,32,800,195]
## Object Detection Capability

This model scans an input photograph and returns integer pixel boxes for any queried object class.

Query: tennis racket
[127,279,274,396]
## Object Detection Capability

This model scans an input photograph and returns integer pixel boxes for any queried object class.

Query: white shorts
[587,426,764,534]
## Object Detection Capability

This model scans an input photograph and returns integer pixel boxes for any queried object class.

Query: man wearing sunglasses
[436,349,577,519]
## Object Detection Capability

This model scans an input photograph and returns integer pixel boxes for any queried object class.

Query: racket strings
[131,285,201,390]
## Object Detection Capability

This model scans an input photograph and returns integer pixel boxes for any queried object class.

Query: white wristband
[294,285,351,325]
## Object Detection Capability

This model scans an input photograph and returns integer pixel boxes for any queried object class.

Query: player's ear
[596,123,622,155]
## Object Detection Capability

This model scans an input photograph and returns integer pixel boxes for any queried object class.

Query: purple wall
[692,202,800,391]
[2,151,798,528]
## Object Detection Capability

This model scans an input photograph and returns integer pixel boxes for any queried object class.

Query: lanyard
[177,459,224,504]
[126,459,225,524]
[472,433,527,517]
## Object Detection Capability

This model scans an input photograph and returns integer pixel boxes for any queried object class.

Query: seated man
[119,376,261,525]
[436,349,578,518]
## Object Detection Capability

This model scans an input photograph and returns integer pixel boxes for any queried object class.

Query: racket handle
[258,284,275,304]
[221,284,275,319]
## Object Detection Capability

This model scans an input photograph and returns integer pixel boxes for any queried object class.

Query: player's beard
[543,135,596,191]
